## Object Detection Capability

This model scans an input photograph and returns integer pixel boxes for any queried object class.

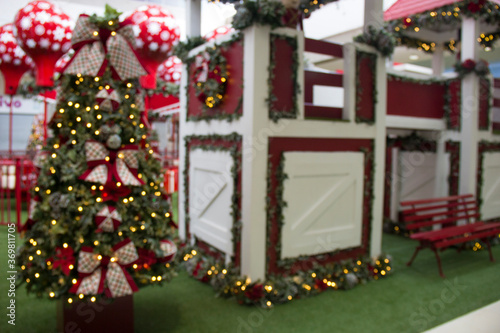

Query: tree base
[56,295,133,333]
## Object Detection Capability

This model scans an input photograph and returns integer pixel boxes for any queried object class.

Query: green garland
[173,36,207,64]
[268,34,300,122]
[444,79,462,130]
[232,0,286,31]
[355,51,377,124]
[192,48,229,109]
[354,25,396,57]
[386,0,500,51]
[178,243,392,308]
[183,133,242,266]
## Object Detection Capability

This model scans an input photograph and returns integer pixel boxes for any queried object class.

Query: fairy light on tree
[17,6,177,305]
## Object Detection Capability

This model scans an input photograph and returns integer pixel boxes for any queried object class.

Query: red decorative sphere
[204,25,234,41]
[14,0,73,87]
[127,5,180,89]
[0,24,33,95]
[157,56,182,84]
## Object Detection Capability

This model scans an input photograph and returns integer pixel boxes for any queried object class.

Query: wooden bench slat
[406,213,480,230]
[404,207,479,223]
[401,200,477,216]
[400,194,473,206]
[434,228,500,249]
[410,222,483,241]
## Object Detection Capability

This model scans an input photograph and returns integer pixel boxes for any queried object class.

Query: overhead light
[409,55,419,60]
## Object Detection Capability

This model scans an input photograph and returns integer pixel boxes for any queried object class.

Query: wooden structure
[179,1,387,280]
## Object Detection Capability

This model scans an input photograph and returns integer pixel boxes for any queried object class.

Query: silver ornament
[106,134,122,149]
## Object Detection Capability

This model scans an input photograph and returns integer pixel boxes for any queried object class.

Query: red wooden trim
[494,99,500,108]
[304,70,343,103]
[304,104,343,119]
[494,78,500,88]
[406,213,480,230]
[400,194,473,206]
[402,200,477,216]
[304,38,343,58]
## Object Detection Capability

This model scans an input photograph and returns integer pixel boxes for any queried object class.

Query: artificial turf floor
[0,227,499,333]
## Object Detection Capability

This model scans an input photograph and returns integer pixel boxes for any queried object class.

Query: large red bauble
[127,5,180,89]
[0,24,33,95]
[157,56,182,84]
[14,0,72,87]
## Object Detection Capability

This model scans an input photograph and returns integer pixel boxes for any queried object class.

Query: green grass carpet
[0,228,499,333]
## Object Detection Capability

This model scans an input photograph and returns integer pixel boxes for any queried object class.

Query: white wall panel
[189,150,234,256]
[281,152,364,259]
[481,152,500,220]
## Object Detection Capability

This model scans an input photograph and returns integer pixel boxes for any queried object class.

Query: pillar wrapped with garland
[17,6,177,309]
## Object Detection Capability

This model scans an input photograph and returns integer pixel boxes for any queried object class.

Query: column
[459,18,480,196]
[365,0,386,258]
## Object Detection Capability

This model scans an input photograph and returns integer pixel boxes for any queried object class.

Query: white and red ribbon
[95,89,121,112]
[70,239,139,298]
[79,140,144,186]
[95,206,122,232]
[64,15,147,80]
[158,239,177,263]
[194,52,210,83]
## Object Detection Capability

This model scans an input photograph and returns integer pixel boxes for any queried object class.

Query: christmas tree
[17,7,177,303]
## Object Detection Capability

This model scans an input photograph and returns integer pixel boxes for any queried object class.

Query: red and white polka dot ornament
[204,25,234,42]
[157,56,182,84]
[14,0,73,87]
[0,24,33,95]
[127,5,180,89]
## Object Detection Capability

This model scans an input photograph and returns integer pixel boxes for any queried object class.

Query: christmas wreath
[192,46,228,109]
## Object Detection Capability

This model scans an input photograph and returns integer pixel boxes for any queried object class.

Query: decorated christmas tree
[17,6,177,303]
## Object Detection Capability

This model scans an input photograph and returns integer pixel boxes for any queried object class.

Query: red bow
[64,15,147,80]
[79,140,144,188]
[69,239,139,298]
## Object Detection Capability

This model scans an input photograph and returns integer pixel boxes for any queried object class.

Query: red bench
[400,194,500,278]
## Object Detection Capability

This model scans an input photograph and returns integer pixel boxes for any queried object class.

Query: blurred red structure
[0,153,37,229]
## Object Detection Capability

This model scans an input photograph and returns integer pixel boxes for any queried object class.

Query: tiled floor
[424,300,500,333]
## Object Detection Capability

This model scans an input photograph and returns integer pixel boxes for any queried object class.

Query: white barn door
[481,152,500,220]
[281,152,364,259]
[189,150,234,258]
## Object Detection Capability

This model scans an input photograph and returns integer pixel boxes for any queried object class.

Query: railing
[0,154,37,229]
[493,78,500,132]
[304,38,344,120]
